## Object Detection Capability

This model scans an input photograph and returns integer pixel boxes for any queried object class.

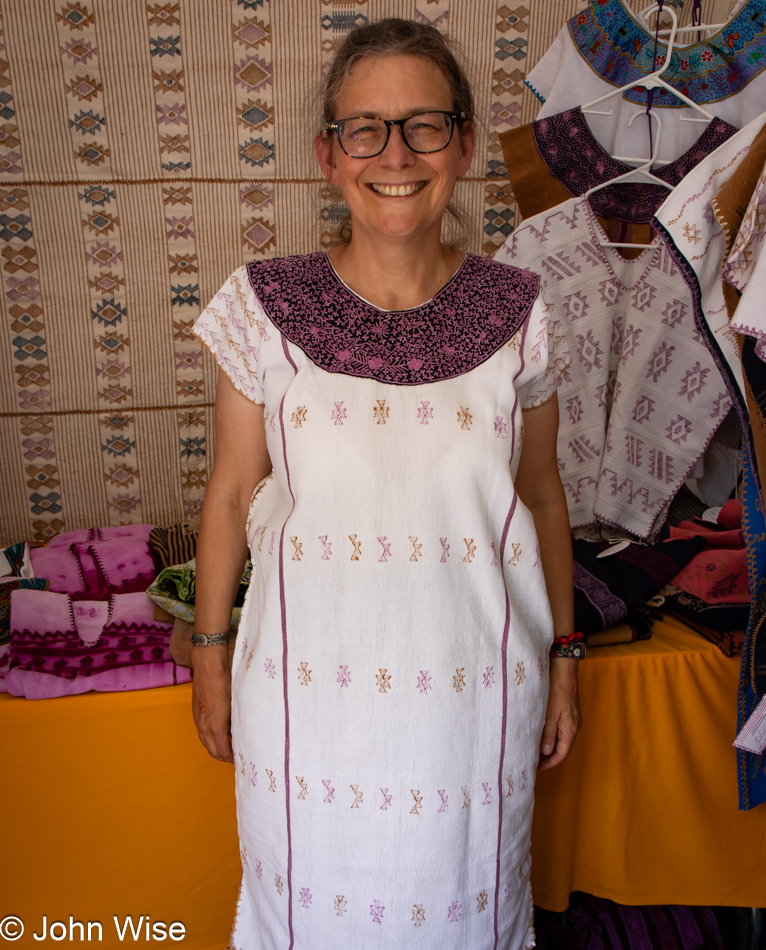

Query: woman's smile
[369,180,428,196]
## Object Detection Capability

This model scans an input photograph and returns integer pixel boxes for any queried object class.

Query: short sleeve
[193,266,265,405]
[517,295,571,410]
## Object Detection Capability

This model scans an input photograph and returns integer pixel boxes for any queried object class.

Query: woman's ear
[456,120,476,178]
[316,131,338,185]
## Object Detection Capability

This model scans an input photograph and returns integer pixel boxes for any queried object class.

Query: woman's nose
[379,124,416,166]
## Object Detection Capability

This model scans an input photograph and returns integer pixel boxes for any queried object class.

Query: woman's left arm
[515,395,582,770]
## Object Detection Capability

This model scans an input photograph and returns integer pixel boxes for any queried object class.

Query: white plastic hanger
[581,4,715,126]
[637,2,725,40]
[584,110,673,250]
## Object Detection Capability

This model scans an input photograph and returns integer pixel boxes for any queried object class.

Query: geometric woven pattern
[0,0,728,543]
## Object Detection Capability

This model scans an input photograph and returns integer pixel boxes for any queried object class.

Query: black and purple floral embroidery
[246,253,539,385]
[532,109,738,223]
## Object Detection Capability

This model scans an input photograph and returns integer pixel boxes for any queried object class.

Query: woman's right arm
[191,370,272,762]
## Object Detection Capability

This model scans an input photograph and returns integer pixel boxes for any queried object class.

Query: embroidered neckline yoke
[532,108,738,222]
[568,0,766,107]
[246,253,540,386]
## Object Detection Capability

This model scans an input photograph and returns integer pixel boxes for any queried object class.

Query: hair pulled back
[319,18,474,246]
[321,18,474,126]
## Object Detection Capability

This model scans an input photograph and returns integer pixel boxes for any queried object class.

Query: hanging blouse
[525,0,766,162]
[496,196,728,538]
[500,107,738,225]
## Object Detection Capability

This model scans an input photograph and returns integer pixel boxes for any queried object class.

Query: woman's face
[316,53,475,245]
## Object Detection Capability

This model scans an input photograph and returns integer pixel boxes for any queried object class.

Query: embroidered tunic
[525,0,766,162]
[193,252,566,950]
[496,197,729,538]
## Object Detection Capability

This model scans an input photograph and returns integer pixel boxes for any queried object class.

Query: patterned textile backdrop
[0,0,731,544]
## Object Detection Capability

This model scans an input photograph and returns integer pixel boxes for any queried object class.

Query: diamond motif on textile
[632,396,656,425]
[678,362,710,402]
[645,341,675,383]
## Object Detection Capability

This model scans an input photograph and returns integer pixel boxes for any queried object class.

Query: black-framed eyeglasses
[326,111,467,159]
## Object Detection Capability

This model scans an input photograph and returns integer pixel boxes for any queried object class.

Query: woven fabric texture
[0,0,728,543]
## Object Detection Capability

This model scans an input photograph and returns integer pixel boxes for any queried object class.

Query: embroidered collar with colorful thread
[568,0,766,107]
[246,253,539,385]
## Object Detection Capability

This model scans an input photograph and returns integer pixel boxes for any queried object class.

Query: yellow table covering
[1,616,764,950]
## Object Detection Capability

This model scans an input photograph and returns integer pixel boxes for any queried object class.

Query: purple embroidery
[678,362,710,401]
[255,859,263,881]
[438,789,449,813]
[319,535,332,560]
[264,657,276,679]
[380,787,392,810]
[337,664,351,687]
[331,401,346,425]
[490,542,498,567]
[504,881,513,903]
[378,536,391,563]
[299,888,312,909]
[240,636,248,660]
[482,782,493,805]
[532,108,738,222]
[521,769,528,792]
[483,666,495,689]
[416,670,432,694]
[646,342,675,383]
[323,779,335,803]
[246,254,539,385]
[494,416,507,439]
[417,401,433,424]
[268,531,275,556]
[576,329,603,373]
[370,900,385,924]
[447,901,463,923]
[632,396,655,425]
[632,282,657,313]
[440,538,450,562]
[661,298,688,329]
[250,764,257,787]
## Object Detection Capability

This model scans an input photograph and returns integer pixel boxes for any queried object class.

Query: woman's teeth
[371,182,425,197]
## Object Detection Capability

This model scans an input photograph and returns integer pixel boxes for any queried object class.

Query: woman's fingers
[192,657,234,763]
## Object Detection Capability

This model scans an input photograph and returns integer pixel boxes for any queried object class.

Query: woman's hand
[191,647,233,763]
[538,656,581,770]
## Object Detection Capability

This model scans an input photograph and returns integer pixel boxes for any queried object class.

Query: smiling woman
[190,17,578,950]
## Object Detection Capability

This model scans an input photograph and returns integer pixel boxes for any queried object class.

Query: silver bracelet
[191,632,230,647]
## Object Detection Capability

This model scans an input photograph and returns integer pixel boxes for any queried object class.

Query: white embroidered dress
[193,252,565,950]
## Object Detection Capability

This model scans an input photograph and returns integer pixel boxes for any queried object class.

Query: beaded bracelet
[550,632,586,660]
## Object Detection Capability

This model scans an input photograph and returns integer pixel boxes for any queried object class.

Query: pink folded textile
[30,538,155,597]
[73,538,156,597]
[669,500,749,605]
[46,524,153,548]
[5,588,190,699]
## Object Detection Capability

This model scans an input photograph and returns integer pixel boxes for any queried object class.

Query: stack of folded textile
[659,500,749,657]
[1,525,191,699]
[573,535,707,646]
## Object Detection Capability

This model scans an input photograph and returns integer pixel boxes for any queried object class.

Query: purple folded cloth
[5,588,190,699]
[45,524,153,548]
[30,538,155,597]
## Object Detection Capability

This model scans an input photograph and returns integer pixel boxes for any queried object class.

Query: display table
[2,616,764,950]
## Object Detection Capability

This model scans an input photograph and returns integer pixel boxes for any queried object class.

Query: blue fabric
[738,450,766,809]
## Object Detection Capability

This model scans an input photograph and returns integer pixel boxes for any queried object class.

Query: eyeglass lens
[340,112,453,157]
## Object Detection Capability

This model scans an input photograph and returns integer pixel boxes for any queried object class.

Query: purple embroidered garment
[246,252,540,385]
[29,537,155,598]
[532,109,739,223]
[5,588,190,700]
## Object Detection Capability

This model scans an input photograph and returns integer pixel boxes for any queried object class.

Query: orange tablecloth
[1,616,764,950]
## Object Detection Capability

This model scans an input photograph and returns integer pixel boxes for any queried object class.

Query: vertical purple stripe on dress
[493,315,530,949]
[278,335,298,949]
